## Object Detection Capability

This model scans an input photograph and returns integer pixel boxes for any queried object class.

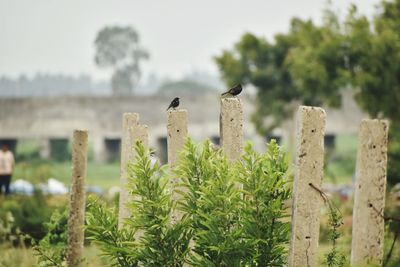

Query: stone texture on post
[67,130,88,267]
[167,109,188,223]
[288,106,326,267]
[167,109,188,168]
[118,113,148,228]
[351,120,388,267]
[220,97,243,162]
[92,135,107,163]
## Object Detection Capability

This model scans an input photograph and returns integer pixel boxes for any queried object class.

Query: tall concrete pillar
[67,130,88,267]
[220,98,243,162]
[289,106,326,267]
[118,113,149,229]
[351,120,388,267]
[167,109,188,224]
[92,135,107,163]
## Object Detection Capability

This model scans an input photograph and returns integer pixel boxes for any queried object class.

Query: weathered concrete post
[39,138,50,159]
[167,109,188,223]
[220,98,243,162]
[351,119,388,267]
[288,106,326,267]
[92,135,107,163]
[67,130,88,267]
[167,109,188,168]
[118,113,149,228]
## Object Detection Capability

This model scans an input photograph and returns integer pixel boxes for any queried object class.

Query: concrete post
[220,98,243,162]
[288,106,326,267]
[167,109,188,223]
[118,113,148,228]
[167,109,188,168]
[67,130,88,267]
[351,120,388,267]
[92,135,107,163]
[39,138,50,159]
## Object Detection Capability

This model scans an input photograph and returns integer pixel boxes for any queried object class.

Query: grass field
[14,160,120,190]
[0,245,107,267]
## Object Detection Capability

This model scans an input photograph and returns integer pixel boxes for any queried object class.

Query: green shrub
[84,139,292,266]
[33,209,68,267]
[388,129,400,186]
[0,209,35,267]
[0,191,56,241]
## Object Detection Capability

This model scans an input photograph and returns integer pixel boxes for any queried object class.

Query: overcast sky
[0,0,380,82]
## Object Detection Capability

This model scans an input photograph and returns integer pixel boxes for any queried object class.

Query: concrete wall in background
[0,91,367,162]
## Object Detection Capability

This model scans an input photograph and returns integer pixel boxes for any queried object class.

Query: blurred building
[0,90,366,163]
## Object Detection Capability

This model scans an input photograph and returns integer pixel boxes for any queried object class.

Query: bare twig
[308,183,342,217]
[308,183,328,203]
[368,202,400,267]
[383,230,399,267]
[369,203,400,223]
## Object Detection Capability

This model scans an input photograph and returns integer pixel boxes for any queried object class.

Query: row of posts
[66,98,388,267]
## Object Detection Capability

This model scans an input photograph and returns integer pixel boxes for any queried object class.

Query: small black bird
[167,97,180,111]
[221,84,242,96]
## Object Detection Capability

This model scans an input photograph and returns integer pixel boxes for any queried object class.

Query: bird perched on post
[221,84,242,97]
[167,97,180,111]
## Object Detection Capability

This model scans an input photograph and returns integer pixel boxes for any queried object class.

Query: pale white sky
[0,0,379,82]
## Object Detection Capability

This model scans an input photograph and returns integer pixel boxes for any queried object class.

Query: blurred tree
[215,0,400,184]
[94,26,149,95]
[215,17,344,135]
[341,2,400,185]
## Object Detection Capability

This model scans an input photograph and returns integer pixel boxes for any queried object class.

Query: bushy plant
[86,196,137,266]
[0,211,36,267]
[33,208,68,267]
[324,205,346,267]
[85,139,292,266]
[238,142,291,266]
[176,140,245,266]
[0,191,56,241]
[87,141,191,266]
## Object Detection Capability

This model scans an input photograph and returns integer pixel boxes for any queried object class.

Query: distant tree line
[0,74,109,97]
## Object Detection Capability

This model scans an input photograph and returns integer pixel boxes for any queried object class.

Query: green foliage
[176,139,245,266]
[343,2,400,123]
[324,204,346,267]
[0,212,15,243]
[86,196,137,266]
[342,1,400,185]
[382,198,400,266]
[0,211,34,267]
[86,141,191,266]
[85,139,291,266]
[388,130,400,186]
[215,0,400,184]
[32,208,68,267]
[214,20,343,134]
[238,141,291,266]
[0,191,56,241]
[127,141,191,266]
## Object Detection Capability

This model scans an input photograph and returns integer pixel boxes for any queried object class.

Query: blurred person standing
[0,144,14,195]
